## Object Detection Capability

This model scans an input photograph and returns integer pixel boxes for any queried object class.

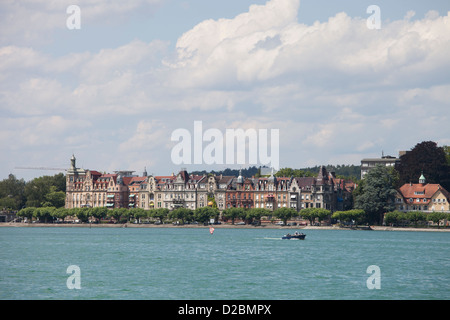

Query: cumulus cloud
[168,1,450,93]
[1,0,449,179]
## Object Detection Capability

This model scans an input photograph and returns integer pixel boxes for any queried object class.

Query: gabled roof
[128,176,147,186]
[292,177,316,189]
[399,183,449,200]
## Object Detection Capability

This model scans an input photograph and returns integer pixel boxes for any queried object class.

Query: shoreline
[1,222,449,232]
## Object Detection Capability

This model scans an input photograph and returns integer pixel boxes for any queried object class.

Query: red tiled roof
[121,177,133,186]
[128,176,146,185]
[399,183,449,202]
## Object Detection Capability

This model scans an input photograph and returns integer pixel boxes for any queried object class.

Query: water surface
[0,227,448,299]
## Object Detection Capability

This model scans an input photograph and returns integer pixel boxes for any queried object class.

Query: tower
[419,173,426,185]
[237,168,244,184]
[70,154,76,170]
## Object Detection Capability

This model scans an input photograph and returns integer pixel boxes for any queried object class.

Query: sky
[1,0,450,181]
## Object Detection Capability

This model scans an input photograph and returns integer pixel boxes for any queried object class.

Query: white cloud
[1,0,450,179]
[163,1,450,95]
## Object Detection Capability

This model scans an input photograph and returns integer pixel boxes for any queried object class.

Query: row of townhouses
[66,155,450,213]
[65,155,356,213]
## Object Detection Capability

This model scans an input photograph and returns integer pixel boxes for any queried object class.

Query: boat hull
[282,234,306,240]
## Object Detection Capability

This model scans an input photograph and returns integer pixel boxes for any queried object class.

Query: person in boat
[294,231,299,235]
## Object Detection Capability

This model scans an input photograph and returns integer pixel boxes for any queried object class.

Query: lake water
[0,227,449,300]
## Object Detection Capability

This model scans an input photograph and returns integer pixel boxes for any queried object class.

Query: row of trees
[222,207,299,225]
[16,205,336,226]
[384,211,449,228]
[16,206,223,225]
[16,206,302,225]
[17,204,449,229]
[331,209,367,226]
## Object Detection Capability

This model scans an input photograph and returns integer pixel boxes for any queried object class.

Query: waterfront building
[330,173,357,211]
[360,154,400,179]
[127,175,147,208]
[207,174,234,211]
[65,155,351,215]
[290,166,338,211]
[226,169,254,209]
[65,155,145,209]
[157,170,205,210]
[395,174,450,212]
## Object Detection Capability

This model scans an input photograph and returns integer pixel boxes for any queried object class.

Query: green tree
[34,206,56,223]
[406,211,427,227]
[130,208,147,223]
[275,168,306,178]
[222,207,243,224]
[152,208,169,224]
[247,208,269,225]
[354,165,397,224]
[17,207,35,222]
[395,141,450,191]
[42,186,66,208]
[428,212,447,228]
[332,210,351,226]
[53,207,69,222]
[397,211,409,227]
[75,207,91,223]
[273,207,296,225]
[444,146,450,166]
[194,207,218,224]
[315,208,331,225]
[120,208,134,222]
[332,209,366,226]
[384,211,400,226]
[0,174,26,210]
[24,173,66,208]
[91,207,108,223]
[168,207,193,224]
[300,208,317,225]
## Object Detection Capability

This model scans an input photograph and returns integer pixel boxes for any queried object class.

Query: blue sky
[1,0,450,181]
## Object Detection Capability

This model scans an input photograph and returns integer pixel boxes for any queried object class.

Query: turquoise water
[0,227,449,300]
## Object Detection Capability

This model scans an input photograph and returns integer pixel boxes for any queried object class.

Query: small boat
[282,232,306,240]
